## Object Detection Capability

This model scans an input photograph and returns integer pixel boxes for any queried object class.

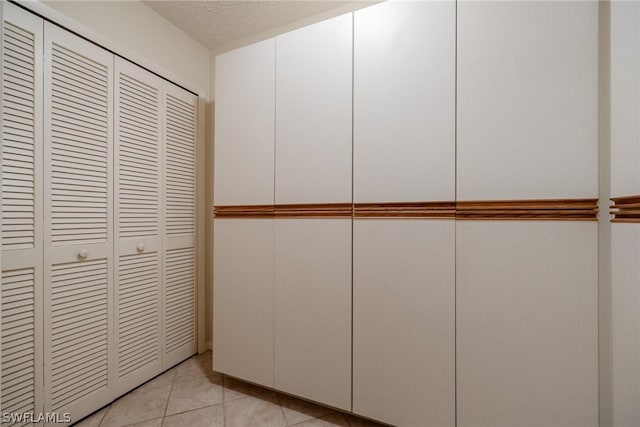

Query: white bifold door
[1,2,44,421]
[1,6,198,423]
[43,21,115,417]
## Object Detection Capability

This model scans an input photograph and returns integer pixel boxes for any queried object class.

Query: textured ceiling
[143,1,364,51]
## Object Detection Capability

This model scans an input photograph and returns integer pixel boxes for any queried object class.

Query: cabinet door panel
[275,15,352,204]
[353,220,455,426]
[354,1,455,203]
[274,219,351,410]
[610,1,640,197]
[457,221,598,427]
[213,219,274,387]
[611,224,640,426]
[214,39,275,205]
[457,1,598,200]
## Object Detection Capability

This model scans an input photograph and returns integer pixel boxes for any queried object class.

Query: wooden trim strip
[274,203,352,218]
[214,205,275,218]
[354,202,455,219]
[611,195,640,223]
[456,199,599,221]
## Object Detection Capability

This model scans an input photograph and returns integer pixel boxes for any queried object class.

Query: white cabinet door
[353,220,455,427]
[457,1,598,200]
[275,14,352,204]
[353,1,455,203]
[611,224,640,427]
[43,22,114,421]
[162,83,198,368]
[610,0,640,198]
[456,222,598,427]
[213,219,274,387]
[274,219,351,410]
[1,2,44,419]
[214,39,275,206]
[114,57,163,394]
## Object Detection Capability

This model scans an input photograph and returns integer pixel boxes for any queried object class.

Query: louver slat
[50,43,109,246]
[2,22,36,251]
[165,248,195,353]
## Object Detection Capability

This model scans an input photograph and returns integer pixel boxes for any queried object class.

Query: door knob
[137,242,145,252]
[78,248,89,259]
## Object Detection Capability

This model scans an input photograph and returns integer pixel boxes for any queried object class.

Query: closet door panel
[43,22,114,421]
[456,222,598,427]
[353,220,455,427]
[213,219,274,387]
[275,14,352,204]
[353,1,455,203]
[457,1,598,200]
[214,39,275,206]
[114,57,163,394]
[163,83,198,368]
[1,2,44,420]
[274,219,351,410]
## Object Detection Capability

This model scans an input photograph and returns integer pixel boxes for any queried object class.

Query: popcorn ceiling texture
[144,1,356,51]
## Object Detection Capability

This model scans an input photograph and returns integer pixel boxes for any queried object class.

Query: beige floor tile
[121,418,163,427]
[224,376,277,402]
[138,368,176,391]
[166,375,224,415]
[72,406,108,427]
[292,412,351,427]
[100,385,171,427]
[278,394,334,425]
[224,395,287,427]
[163,405,224,427]
[174,352,216,383]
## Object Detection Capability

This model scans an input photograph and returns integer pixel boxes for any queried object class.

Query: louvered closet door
[1,3,44,423]
[43,23,114,423]
[114,57,163,395]
[162,83,197,368]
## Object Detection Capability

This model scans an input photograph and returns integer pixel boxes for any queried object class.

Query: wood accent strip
[354,202,455,219]
[456,199,599,221]
[611,195,640,223]
[214,205,275,218]
[274,203,352,218]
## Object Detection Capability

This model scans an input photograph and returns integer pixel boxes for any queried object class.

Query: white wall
[41,0,210,97]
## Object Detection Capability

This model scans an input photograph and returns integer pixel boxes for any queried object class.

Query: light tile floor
[73,352,388,427]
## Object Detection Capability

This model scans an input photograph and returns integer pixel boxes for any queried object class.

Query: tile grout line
[160,369,177,426]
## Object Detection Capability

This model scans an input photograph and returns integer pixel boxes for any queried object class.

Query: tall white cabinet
[213,2,600,426]
[609,2,640,426]
[456,2,599,426]
[213,37,275,387]
[352,2,455,426]
[1,4,199,423]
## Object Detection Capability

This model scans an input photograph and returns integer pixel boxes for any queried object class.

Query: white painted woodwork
[214,39,275,206]
[353,1,455,203]
[274,14,352,204]
[213,219,274,387]
[611,224,640,427]
[114,57,163,394]
[610,1,640,198]
[457,1,598,200]
[456,221,598,427]
[43,21,114,421]
[274,219,351,410]
[162,82,198,368]
[1,2,44,419]
[353,220,455,427]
